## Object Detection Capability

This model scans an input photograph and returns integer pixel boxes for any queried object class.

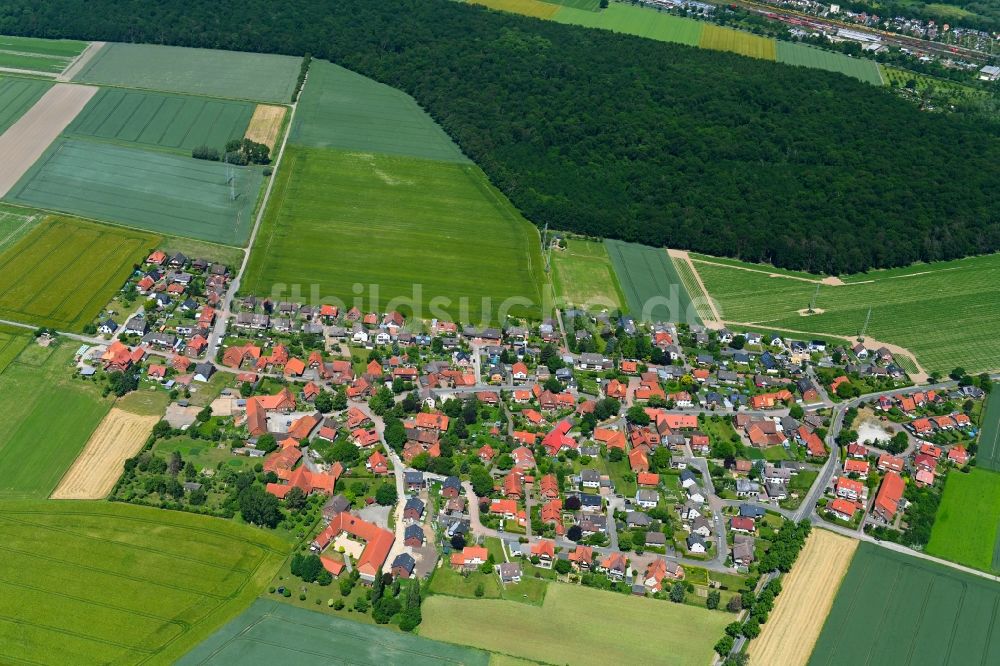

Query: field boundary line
[58,40,104,82]
[667,248,722,327]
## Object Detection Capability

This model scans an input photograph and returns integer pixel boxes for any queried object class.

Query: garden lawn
[0,343,111,499]
[553,4,704,46]
[0,76,52,132]
[154,437,253,474]
[66,88,255,154]
[0,501,288,665]
[0,216,158,330]
[6,138,262,245]
[690,252,1000,374]
[290,60,468,162]
[926,468,1000,572]
[421,582,729,665]
[605,239,699,324]
[73,43,301,103]
[810,542,1000,665]
[776,42,882,85]
[551,238,624,311]
[179,599,489,665]
[243,147,544,321]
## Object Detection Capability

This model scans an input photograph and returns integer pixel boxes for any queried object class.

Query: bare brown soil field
[0,82,97,196]
[748,529,858,666]
[50,408,157,499]
[244,103,286,149]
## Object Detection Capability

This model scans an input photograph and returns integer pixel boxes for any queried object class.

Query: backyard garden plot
[776,42,883,85]
[242,147,544,322]
[699,24,777,60]
[0,343,110,500]
[0,501,288,666]
[977,385,1000,472]
[290,60,469,162]
[690,253,1000,374]
[809,543,1000,665]
[73,43,301,103]
[0,75,52,132]
[468,0,562,18]
[420,583,729,666]
[551,238,624,311]
[179,599,490,665]
[553,3,705,46]
[6,138,262,245]
[0,34,87,74]
[65,87,255,153]
[926,468,1000,572]
[0,216,158,330]
[605,239,700,324]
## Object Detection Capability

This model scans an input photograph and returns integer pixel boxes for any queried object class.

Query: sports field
[290,60,469,162]
[468,0,561,19]
[73,43,301,103]
[605,239,700,324]
[0,342,110,499]
[553,4,705,46]
[0,216,158,330]
[0,76,52,132]
[552,238,624,311]
[750,530,858,666]
[179,599,490,665]
[689,252,1000,374]
[809,543,1000,665]
[926,468,1000,572]
[421,583,729,665]
[6,138,262,245]
[0,34,86,74]
[776,42,882,85]
[976,384,1000,471]
[0,501,289,665]
[699,24,777,60]
[243,147,544,322]
[66,88,255,153]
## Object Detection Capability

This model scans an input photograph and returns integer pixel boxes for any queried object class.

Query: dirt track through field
[0,82,97,196]
[748,529,858,666]
[244,104,285,149]
[51,408,157,500]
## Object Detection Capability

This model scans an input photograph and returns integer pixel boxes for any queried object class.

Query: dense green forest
[1,0,996,274]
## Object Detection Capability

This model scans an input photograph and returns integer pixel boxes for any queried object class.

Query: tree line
[2,0,996,273]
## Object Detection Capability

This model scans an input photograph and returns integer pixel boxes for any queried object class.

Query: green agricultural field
[0,501,289,665]
[976,384,1000,472]
[243,147,544,322]
[73,43,301,103]
[700,24,777,60]
[291,60,469,162]
[179,599,489,665]
[0,216,158,330]
[776,42,882,85]
[926,468,1000,572]
[421,582,729,666]
[605,239,699,324]
[554,4,705,46]
[551,238,624,311]
[6,138,262,245]
[66,88,255,154]
[0,343,110,499]
[0,34,86,74]
[544,0,600,9]
[0,203,43,252]
[690,253,1000,374]
[810,542,1000,665]
[0,326,29,375]
[0,75,52,132]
